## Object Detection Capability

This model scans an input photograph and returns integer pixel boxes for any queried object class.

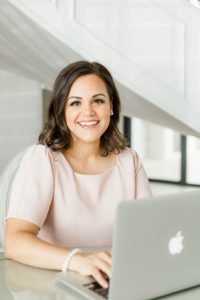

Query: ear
[110,101,113,116]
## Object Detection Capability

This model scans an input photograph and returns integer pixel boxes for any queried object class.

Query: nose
[82,103,96,116]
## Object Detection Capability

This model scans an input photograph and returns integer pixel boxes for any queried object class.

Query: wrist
[62,248,83,272]
[68,251,84,271]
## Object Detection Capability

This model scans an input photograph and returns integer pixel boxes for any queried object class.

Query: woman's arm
[5,218,68,270]
[5,218,111,288]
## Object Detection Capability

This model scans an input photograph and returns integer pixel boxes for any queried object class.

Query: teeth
[79,121,98,126]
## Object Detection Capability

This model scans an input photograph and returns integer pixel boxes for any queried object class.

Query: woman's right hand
[69,250,112,289]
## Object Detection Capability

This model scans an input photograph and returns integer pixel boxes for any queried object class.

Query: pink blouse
[7,145,152,248]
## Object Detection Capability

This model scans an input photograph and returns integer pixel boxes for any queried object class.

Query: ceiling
[1,0,200,137]
[0,1,82,87]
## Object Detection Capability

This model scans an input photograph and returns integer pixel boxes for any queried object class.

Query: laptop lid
[56,190,200,300]
[109,189,200,300]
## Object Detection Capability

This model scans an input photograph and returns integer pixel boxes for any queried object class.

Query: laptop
[56,190,200,300]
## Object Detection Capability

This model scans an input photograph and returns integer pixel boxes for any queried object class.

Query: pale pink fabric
[7,144,152,247]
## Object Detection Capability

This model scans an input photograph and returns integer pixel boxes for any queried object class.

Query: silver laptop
[56,190,200,300]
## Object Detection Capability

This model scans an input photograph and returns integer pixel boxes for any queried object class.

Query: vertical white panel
[0,71,42,174]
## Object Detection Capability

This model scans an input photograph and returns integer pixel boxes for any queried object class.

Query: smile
[78,121,99,128]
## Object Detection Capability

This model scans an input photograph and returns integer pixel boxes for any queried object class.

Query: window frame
[123,116,200,188]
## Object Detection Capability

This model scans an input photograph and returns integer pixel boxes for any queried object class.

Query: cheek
[101,107,111,119]
[65,109,77,127]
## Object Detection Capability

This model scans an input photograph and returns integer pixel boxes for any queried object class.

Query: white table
[1,252,200,300]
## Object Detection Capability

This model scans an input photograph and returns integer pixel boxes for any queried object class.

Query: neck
[65,141,102,161]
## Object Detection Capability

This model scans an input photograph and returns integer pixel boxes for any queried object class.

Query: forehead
[68,74,109,96]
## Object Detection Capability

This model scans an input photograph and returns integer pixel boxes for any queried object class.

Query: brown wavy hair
[38,60,127,155]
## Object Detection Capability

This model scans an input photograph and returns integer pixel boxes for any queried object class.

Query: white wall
[0,70,43,174]
[6,0,200,136]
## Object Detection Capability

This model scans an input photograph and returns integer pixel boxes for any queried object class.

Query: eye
[69,101,81,106]
[93,98,105,104]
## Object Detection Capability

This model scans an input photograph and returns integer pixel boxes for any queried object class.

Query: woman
[5,61,152,288]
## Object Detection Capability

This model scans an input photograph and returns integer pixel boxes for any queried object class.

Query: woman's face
[65,74,112,145]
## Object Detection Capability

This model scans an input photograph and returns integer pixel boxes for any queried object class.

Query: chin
[72,135,100,144]
[81,138,100,144]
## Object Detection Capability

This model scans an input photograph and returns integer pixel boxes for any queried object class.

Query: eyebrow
[92,93,107,98]
[68,93,107,100]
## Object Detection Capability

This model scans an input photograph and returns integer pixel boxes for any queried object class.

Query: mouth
[78,120,99,128]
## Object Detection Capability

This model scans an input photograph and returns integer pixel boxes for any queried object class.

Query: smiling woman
[39,61,125,156]
[5,60,152,288]
[65,74,112,148]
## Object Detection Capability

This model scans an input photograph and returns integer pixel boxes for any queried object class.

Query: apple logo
[168,231,184,255]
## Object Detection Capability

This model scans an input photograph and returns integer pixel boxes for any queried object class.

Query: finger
[93,258,111,278]
[92,268,109,289]
[102,250,112,257]
[105,249,112,257]
[98,252,112,266]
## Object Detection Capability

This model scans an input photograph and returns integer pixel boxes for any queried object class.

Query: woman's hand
[69,250,112,288]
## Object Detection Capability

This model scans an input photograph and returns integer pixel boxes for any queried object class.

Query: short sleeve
[6,144,55,228]
[131,149,153,199]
